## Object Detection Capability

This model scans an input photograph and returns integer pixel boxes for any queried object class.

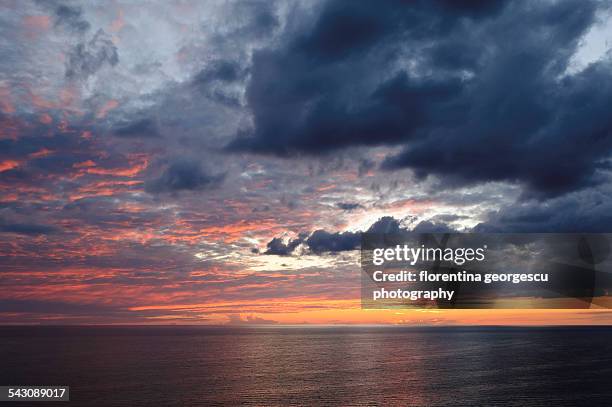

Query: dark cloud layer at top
[231,0,612,198]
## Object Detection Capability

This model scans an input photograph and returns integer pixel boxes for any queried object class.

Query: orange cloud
[73,160,96,169]
[69,180,143,201]
[317,183,336,192]
[198,219,284,243]
[0,160,20,172]
[28,148,54,159]
[80,155,149,178]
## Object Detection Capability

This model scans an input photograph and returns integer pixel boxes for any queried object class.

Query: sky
[1,0,612,325]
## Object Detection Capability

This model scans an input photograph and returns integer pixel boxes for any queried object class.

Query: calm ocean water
[0,326,610,406]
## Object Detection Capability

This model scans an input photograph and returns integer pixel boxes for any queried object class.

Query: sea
[0,326,610,406]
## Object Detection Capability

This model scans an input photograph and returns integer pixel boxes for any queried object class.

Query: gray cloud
[113,118,160,138]
[336,202,363,211]
[145,161,225,194]
[54,4,90,34]
[474,185,612,232]
[264,233,306,255]
[264,216,459,255]
[66,29,118,79]
[194,60,246,85]
[229,0,612,199]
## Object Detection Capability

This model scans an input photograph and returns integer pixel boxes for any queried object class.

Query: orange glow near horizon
[125,299,612,326]
[114,307,612,326]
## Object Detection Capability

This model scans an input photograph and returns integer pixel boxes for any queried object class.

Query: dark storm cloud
[113,119,160,138]
[264,233,306,255]
[194,60,246,85]
[228,0,504,154]
[306,229,360,254]
[412,220,455,233]
[54,4,90,34]
[66,29,118,79]
[474,187,612,233]
[304,217,406,254]
[432,214,468,223]
[145,161,224,194]
[230,0,612,198]
[263,216,458,255]
[225,0,280,39]
[192,60,247,107]
[383,59,612,198]
[365,216,403,234]
[263,216,461,255]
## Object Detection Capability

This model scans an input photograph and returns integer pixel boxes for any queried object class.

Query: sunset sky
[1,0,612,325]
